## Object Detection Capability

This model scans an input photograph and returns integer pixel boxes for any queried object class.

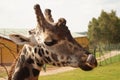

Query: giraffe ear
[9,34,30,45]
[28,28,36,35]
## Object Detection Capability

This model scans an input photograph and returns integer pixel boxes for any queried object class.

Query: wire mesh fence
[90,43,120,66]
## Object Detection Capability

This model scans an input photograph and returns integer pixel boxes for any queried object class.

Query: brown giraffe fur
[8,7,55,80]
[8,4,97,80]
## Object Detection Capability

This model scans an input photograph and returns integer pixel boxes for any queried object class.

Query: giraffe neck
[10,43,72,80]
[10,44,43,80]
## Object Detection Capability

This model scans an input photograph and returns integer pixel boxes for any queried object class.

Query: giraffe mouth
[79,54,97,71]
[86,54,97,67]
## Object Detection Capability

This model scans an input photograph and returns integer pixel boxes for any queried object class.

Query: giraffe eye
[44,39,57,46]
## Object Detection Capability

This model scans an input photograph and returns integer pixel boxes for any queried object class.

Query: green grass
[39,57,120,80]
[0,72,7,78]
[99,54,120,66]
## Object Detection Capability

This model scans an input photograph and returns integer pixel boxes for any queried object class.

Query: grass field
[39,55,120,80]
[39,62,120,80]
[99,54,120,66]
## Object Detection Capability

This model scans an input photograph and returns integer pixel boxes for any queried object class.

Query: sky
[0,0,120,32]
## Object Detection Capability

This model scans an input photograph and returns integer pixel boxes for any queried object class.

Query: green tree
[88,10,120,46]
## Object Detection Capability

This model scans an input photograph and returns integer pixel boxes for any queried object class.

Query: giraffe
[8,4,97,80]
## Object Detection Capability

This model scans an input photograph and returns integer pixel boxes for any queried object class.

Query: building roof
[71,32,87,38]
[0,28,29,40]
[0,28,87,40]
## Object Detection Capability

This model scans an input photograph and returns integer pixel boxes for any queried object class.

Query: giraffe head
[9,4,97,71]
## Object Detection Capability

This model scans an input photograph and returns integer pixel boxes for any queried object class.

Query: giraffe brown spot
[14,67,30,80]
[35,57,39,63]
[26,57,34,64]
[57,63,61,66]
[44,56,52,63]
[35,57,43,67]
[20,55,25,63]
[36,62,43,67]
[28,47,32,51]
[52,63,56,66]
[34,47,37,53]
[51,53,59,62]
[43,58,49,63]
[23,48,27,54]
[45,50,49,55]
[41,60,44,64]
[32,68,40,77]
[60,55,64,59]
[61,62,66,66]
[20,37,28,42]
[41,48,44,55]
[37,45,41,48]
[38,49,42,57]
[38,48,44,57]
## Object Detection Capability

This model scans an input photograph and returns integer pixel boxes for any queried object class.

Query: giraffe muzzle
[85,54,97,68]
[78,54,97,71]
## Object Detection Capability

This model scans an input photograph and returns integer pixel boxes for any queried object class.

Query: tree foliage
[88,10,120,46]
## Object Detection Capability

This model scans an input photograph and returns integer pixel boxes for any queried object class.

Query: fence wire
[90,43,120,66]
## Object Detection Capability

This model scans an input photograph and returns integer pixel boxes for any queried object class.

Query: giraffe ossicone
[8,4,97,80]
